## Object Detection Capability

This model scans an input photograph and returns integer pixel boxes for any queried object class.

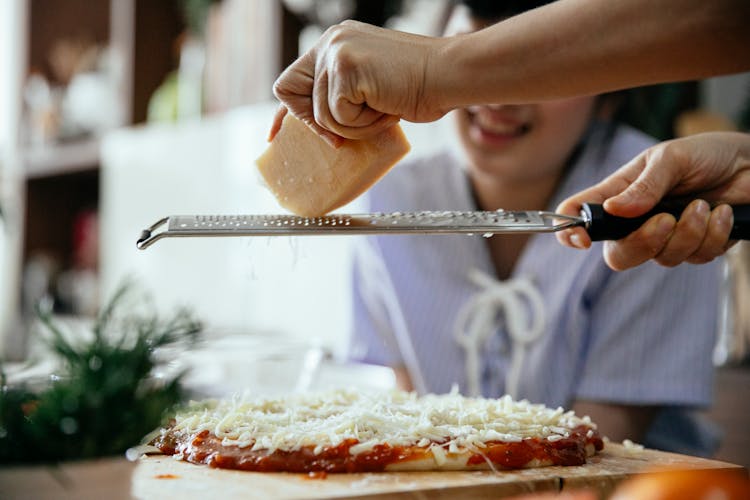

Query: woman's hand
[556,132,750,270]
[271,20,451,145]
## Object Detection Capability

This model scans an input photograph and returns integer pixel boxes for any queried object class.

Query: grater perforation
[136,202,750,249]
[137,210,583,250]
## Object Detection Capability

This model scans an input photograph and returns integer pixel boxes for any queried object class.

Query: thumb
[331,97,387,129]
[603,153,674,217]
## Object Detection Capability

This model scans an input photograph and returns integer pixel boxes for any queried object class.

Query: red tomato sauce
[467,426,603,468]
[152,425,602,473]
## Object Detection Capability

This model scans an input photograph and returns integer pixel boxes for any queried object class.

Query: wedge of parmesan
[256,114,410,217]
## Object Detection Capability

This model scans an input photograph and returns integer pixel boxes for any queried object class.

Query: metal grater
[136,203,750,249]
[136,210,583,249]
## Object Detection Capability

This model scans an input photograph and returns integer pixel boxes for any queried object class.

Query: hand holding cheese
[256,111,410,217]
[272,1,749,142]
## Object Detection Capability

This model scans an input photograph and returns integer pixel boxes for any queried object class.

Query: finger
[277,84,344,146]
[556,155,648,220]
[602,213,676,271]
[273,52,315,115]
[333,99,389,129]
[653,199,711,267]
[313,65,400,140]
[307,119,346,149]
[267,105,288,142]
[310,68,345,145]
[326,56,385,129]
[556,226,592,250]
[555,182,622,250]
[277,89,318,129]
[285,94,344,147]
[328,113,402,140]
[556,186,609,216]
[604,148,679,218]
[312,66,335,133]
[330,89,386,128]
[273,51,344,146]
[686,204,734,263]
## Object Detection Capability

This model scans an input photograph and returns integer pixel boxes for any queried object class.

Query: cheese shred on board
[151,388,604,473]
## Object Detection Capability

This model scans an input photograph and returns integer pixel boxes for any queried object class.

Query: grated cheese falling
[168,388,596,458]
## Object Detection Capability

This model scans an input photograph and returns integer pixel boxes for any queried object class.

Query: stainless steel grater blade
[136,210,584,249]
[135,203,750,250]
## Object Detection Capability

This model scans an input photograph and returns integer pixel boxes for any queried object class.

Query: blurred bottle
[147,33,205,123]
[177,35,205,120]
[22,71,60,147]
[0,185,25,360]
[56,209,99,317]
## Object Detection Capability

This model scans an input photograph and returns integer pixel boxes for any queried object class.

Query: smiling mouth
[471,112,530,137]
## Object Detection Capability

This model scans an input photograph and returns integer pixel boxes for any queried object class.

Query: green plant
[0,285,202,464]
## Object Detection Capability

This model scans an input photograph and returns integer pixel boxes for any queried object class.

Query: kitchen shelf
[8,0,187,330]
[22,137,100,179]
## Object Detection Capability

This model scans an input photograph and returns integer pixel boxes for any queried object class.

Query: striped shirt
[349,125,720,453]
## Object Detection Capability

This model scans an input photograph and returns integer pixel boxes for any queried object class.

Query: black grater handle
[581,203,750,242]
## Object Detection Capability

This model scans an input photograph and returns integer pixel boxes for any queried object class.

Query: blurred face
[448,10,597,184]
[454,100,596,182]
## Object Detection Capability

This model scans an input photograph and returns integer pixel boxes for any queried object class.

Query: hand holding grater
[136,203,750,250]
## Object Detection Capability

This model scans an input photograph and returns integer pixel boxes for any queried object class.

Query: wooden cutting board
[131,443,745,499]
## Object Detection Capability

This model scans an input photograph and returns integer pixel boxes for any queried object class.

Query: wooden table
[131,443,746,499]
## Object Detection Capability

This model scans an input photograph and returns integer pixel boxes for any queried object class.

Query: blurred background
[0,0,749,466]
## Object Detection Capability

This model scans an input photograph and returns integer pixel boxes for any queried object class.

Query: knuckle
[681,217,708,241]
[608,226,672,269]
[652,140,690,172]
[648,141,676,162]
[322,23,342,37]
[326,21,359,43]
[660,140,687,163]
[272,79,286,99]
[654,238,696,267]
[654,245,693,268]
[630,176,659,199]
[331,47,358,72]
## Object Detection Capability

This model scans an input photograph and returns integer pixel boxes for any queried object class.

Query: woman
[348,0,720,455]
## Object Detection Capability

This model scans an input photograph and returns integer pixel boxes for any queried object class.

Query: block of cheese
[256,113,410,217]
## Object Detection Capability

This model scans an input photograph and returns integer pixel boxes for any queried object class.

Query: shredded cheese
[622,439,644,451]
[168,388,595,460]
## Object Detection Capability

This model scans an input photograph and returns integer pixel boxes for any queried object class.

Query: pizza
[150,388,603,473]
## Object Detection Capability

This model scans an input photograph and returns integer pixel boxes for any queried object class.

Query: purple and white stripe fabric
[348,125,720,451]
